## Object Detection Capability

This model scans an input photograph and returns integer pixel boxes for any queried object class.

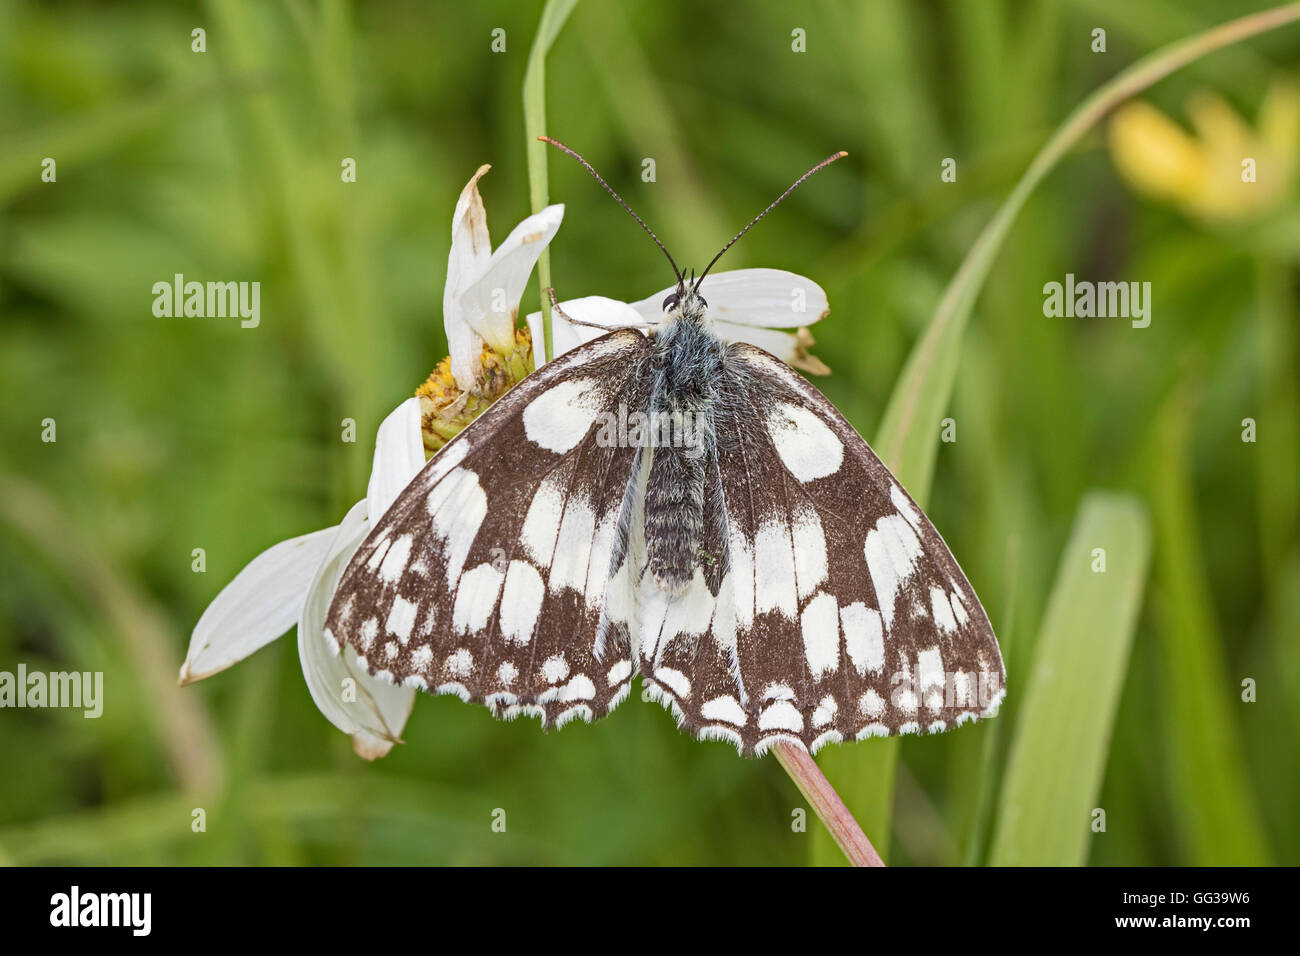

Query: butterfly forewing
[324,330,652,727]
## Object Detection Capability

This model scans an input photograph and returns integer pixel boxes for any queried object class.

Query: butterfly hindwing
[639,344,1006,754]
[324,330,653,727]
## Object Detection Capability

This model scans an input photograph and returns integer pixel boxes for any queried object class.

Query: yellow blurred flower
[1108,79,1299,221]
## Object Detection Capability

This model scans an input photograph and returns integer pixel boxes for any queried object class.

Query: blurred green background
[1,0,1297,865]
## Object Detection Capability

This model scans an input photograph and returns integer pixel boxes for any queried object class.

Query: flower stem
[523,0,580,366]
[774,741,884,867]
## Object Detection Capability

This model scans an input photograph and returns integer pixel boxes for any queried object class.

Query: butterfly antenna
[694,150,848,292]
[539,136,683,285]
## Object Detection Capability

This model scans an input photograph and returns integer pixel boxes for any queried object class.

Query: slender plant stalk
[774,741,884,866]
[524,0,580,366]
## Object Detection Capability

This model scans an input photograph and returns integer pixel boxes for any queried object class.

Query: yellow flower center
[415,326,534,458]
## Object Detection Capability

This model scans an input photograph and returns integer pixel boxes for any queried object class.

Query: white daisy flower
[180,166,564,759]
[527,268,831,375]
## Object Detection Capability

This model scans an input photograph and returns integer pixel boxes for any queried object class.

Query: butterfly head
[661,276,708,321]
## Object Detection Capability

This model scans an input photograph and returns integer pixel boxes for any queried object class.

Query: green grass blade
[523,0,580,365]
[989,493,1151,866]
[1147,389,1272,864]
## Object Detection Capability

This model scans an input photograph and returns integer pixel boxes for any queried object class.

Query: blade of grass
[524,0,580,366]
[812,1,1300,867]
[1255,258,1300,856]
[989,492,1150,866]
[1147,385,1272,864]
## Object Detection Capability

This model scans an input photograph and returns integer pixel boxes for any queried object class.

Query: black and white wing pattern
[324,330,653,728]
[327,322,1003,755]
[637,345,1005,755]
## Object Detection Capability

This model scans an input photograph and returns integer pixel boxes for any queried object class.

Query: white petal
[180,527,336,684]
[525,295,648,362]
[713,321,830,375]
[629,268,829,328]
[298,500,416,757]
[445,164,493,390]
[457,204,564,354]
[366,397,426,524]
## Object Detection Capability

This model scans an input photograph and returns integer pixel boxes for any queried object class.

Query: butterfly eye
[661,292,679,313]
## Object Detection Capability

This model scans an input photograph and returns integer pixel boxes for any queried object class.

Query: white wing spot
[654,667,691,699]
[859,689,885,718]
[765,402,844,482]
[950,589,970,627]
[864,514,923,629]
[726,518,755,631]
[446,647,474,678]
[364,535,391,572]
[701,695,748,726]
[890,484,923,531]
[607,659,632,686]
[385,595,419,643]
[521,474,566,569]
[522,378,605,453]
[800,592,840,678]
[378,534,413,583]
[812,695,838,728]
[759,700,803,732]
[896,660,919,715]
[500,560,545,645]
[542,653,569,684]
[559,674,596,702]
[841,602,884,675]
[952,670,973,707]
[427,468,488,586]
[451,562,504,634]
[549,494,596,594]
[930,586,958,634]
[754,516,797,619]
[791,502,827,600]
[584,512,619,609]
[497,661,518,687]
[359,617,378,650]
[918,646,946,711]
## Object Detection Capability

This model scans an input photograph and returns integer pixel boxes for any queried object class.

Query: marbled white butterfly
[324,142,1006,755]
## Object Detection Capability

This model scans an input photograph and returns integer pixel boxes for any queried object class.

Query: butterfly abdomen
[643,317,724,596]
